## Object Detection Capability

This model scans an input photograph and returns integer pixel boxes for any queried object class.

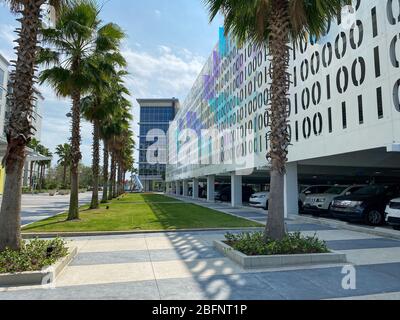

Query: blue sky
[0,0,223,166]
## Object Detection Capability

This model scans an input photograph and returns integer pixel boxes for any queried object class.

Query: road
[0,192,95,226]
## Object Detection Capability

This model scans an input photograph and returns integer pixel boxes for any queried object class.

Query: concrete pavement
[1,217,400,299]
[0,192,95,226]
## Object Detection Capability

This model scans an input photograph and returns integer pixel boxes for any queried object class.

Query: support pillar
[183,180,189,197]
[284,162,299,218]
[207,175,215,202]
[175,181,180,196]
[192,178,199,199]
[231,174,243,207]
[23,161,29,187]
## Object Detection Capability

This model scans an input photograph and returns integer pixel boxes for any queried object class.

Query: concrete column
[231,174,243,207]
[175,181,180,196]
[207,175,215,202]
[192,178,199,199]
[284,162,299,218]
[183,180,189,197]
[23,161,29,187]
[167,183,172,194]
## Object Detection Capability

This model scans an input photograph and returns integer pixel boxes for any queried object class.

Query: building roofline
[136,98,179,104]
[0,53,10,67]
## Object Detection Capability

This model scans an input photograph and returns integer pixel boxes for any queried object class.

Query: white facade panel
[166,0,400,182]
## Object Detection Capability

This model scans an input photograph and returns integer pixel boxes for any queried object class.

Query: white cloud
[155,10,161,18]
[120,45,205,167]
[0,20,206,167]
[122,45,204,100]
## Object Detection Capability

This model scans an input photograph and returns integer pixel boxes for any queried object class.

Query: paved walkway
[0,192,95,226]
[1,203,400,299]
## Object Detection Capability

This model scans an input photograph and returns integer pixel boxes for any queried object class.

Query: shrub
[0,238,69,274]
[225,232,329,256]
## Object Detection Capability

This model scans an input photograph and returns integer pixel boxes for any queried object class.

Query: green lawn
[22,193,261,232]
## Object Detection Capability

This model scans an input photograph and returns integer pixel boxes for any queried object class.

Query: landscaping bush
[225,232,329,256]
[0,238,69,274]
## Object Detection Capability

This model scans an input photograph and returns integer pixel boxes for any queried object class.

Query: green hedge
[225,232,329,256]
[0,238,69,274]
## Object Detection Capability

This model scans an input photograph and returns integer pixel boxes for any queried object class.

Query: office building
[138,98,178,192]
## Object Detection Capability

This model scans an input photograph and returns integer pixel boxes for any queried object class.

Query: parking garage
[165,1,400,228]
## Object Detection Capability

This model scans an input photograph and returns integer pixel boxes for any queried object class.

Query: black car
[215,185,254,203]
[330,184,400,226]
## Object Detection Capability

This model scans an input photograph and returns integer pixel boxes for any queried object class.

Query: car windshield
[324,187,347,195]
[354,185,388,196]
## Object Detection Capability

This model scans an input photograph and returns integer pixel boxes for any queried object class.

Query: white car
[386,198,400,230]
[249,192,270,210]
[299,185,332,211]
[303,185,366,216]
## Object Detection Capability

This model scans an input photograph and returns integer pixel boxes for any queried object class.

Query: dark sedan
[330,185,400,226]
[215,186,255,203]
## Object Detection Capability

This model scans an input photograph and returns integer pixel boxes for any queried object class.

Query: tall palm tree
[27,138,40,191]
[81,53,127,209]
[108,107,132,199]
[205,0,350,240]
[55,143,72,188]
[39,0,125,220]
[98,72,130,203]
[0,0,70,251]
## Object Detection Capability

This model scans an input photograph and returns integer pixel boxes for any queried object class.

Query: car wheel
[365,209,383,226]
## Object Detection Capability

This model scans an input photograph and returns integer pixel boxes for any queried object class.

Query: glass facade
[138,101,177,191]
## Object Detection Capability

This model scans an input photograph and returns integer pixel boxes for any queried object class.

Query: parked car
[249,192,270,210]
[215,185,255,203]
[303,185,366,216]
[331,184,400,226]
[299,185,332,212]
[214,184,231,200]
[385,198,400,230]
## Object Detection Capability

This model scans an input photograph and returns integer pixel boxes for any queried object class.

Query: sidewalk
[2,198,400,299]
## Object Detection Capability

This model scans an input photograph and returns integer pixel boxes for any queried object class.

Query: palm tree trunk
[118,165,123,196]
[29,161,34,191]
[63,164,67,188]
[0,0,45,251]
[90,120,100,209]
[39,164,44,190]
[265,0,291,241]
[101,140,109,203]
[68,88,82,220]
[113,161,118,198]
[109,152,115,200]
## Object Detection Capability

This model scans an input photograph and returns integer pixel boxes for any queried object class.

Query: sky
[0,0,223,166]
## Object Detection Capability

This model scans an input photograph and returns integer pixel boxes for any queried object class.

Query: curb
[214,240,347,269]
[291,214,400,240]
[22,227,265,239]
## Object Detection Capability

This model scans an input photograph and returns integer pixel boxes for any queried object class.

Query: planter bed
[0,247,77,287]
[214,240,347,269]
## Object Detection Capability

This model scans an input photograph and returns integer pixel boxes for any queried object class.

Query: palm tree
[27,138,40,191]
[39,0,125,220]
[36,146,52,190]
[109,102,132,199]
[204,0,350,240]
[98,73,130,203]
[0,0,70,251]
[55,143,72,188]
[81,53,127,209]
